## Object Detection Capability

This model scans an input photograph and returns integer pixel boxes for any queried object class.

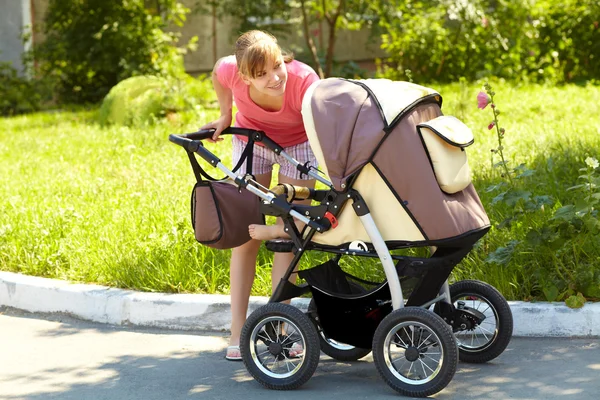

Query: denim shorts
[231,135,317,180]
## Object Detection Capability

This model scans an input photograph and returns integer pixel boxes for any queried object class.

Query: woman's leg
[228,172,272,351]
[228,239,260,347]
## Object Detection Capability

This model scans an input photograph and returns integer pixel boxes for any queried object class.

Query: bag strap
[186,136,255,182]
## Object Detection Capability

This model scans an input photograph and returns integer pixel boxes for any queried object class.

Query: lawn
[1,81,599,301]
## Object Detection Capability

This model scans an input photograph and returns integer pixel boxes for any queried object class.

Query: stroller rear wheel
[372,307,458,398]
[240,303,320,390]
[446,280,513,363]
[307,299,372,361]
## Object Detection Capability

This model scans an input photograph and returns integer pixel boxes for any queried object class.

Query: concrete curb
[1,271,598,337]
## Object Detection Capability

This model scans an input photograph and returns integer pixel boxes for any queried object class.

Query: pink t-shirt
[215,55,320,147]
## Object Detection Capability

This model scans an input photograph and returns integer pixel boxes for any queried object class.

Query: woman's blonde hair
[235,30,294,79]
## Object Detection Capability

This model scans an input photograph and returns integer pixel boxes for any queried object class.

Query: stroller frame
[170,126,511,398]
[170,127,455,310]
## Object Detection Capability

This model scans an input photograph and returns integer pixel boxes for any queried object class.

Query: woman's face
[244,56,287,97]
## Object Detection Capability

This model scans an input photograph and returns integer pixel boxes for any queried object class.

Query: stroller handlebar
[168,127,287,177]
[170,126,332,187]
[170,128,284,153]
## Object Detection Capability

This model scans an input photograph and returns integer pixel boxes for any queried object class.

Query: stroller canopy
[301,78,489,247]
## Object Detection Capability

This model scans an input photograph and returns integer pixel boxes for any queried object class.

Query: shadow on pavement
[0,310,598,399]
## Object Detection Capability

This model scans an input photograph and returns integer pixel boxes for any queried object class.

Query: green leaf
[542,284,559,302]
[502,190,531,207]
[551,205,576,221]
[485,240,519,266]
[498,215,518,229]
[485,182,506,193]
[525,226,559,247]
[567,184,585,191]
[546,156,554,171]
[583,284,600,298]
[515,169,535,179]
[565,292,586,309]
[583,217,600,232]
[534,195,554,206]
[491,191,506,205]
[575,198,592,212]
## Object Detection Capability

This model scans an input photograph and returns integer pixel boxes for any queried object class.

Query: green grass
[1,81,599,300]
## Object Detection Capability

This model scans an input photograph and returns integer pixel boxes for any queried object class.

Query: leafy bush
[32,0,190,104]
[0,61,55,116]
[534,0,600,83]
[373,0,600,83]
[98,74,216,126]
[473,82,600,306]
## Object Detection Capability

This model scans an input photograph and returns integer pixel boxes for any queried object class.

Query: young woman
[199,30,320,361]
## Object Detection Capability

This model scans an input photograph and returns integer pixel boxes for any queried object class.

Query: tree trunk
[300,0,325,78]
[324,0,344,77]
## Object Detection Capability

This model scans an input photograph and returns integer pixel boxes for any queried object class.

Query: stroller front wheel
[372,307,458,398]
[240,303,320,390]
[445,280,513,363]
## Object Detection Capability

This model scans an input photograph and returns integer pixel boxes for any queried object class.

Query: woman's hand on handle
[199,114,232,143]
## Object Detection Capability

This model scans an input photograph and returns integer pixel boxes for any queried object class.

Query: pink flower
[488,122,496,130]
[477,91,490,109]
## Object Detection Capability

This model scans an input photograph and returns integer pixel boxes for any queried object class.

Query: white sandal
[225,345,242,361]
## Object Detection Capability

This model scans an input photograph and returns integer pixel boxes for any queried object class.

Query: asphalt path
[1,307,598,400]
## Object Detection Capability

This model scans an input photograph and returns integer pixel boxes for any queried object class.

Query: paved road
[1,307,598,400]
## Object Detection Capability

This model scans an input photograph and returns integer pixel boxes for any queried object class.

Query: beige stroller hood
[301,78,490,247]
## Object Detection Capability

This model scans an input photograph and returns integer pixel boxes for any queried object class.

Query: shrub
[98,74,216,127]
[0,61,55,116]
[32,0,190,104]
[373,0,600,83]
[534,0,600,83]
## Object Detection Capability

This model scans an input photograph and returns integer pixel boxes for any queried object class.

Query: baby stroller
[169,78,513,397]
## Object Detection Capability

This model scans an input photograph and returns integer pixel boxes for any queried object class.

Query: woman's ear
[238,72,251,86]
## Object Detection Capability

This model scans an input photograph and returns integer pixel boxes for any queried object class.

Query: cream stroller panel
[308,164,426,245]
[301,84,425,245]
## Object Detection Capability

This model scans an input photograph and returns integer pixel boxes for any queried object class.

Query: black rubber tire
[240,303,320,390]
[307,299,372,361]
[448,280,513,363]
[372,307,458,398]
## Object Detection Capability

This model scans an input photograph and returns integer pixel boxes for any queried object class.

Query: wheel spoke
[419,358,436,374]
[477,325,495,336]
[407,361,414,378]
[281,336,301,346]
[277,321,282,341]
[263,323,275,342]
[391,353,407,364]
[417,332,433,349]
[422,353,441,363]
[394,332,409,348]
[257,333,271,343]
[479,304,491,314]
[420,358,428,378]
[258,349,271,356]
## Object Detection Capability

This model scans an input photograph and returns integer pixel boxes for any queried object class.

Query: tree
[32,0,191,103]
[202,0,374,78]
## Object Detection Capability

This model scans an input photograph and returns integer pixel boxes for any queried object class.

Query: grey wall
[0,0,32,74]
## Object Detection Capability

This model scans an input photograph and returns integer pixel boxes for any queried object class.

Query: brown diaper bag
[186,140,263,249]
